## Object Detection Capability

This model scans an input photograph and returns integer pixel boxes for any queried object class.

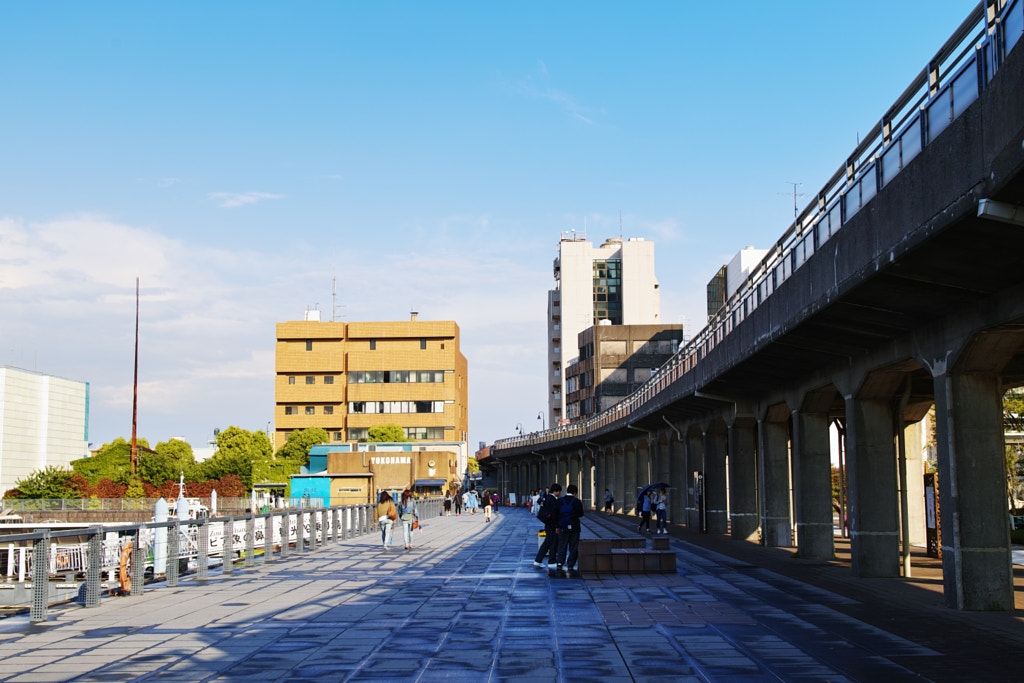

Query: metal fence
[0,497,443,623]
[1,497,323,514]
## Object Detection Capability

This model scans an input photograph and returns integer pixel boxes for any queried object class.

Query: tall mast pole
[131,277,139,477]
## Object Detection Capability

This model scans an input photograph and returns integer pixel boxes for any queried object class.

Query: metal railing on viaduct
[493,0,1024,612]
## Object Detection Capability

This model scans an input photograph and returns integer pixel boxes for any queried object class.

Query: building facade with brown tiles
[274,311,468,450]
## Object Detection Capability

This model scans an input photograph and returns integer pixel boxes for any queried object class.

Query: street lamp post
[537,411,546,431]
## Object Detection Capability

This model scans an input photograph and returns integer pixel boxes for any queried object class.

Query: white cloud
[157,178,181,188]
[207,192,284,208]
[0,213,551,449]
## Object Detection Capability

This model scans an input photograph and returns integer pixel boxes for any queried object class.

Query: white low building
[0,366,90,495]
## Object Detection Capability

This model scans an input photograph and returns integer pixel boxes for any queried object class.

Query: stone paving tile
[0,509,953,682]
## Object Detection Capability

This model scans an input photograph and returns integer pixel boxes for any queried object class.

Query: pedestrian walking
[399,489,419,549]
[491,491,500,511]
[468,489,478,515]
[444,491,452,516]
[638,490,652,533]
[454,489,463,516]
[533,483,562,572]
[604,488,613,512]
[375,491,396,550]
[556,483,585,578]
[653,486,668,534]
[482,489,493,522]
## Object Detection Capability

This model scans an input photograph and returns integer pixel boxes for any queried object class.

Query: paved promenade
[0,508,1018,682]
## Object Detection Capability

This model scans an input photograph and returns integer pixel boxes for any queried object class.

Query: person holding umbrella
[637,490,653,533]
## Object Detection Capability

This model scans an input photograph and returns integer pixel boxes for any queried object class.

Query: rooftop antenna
[619,210,623,239]
[332,276,337,322]
[778,182,807,220]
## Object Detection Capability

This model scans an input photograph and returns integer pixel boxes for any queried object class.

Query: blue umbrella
[636,483,670,508]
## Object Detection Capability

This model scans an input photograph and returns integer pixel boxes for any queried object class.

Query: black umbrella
[636,483,669,508]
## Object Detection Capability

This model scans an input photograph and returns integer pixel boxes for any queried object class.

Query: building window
[332,431,343,441]
[285,406,296,415]
[288,376,295,385]
[324,376,334,385]
[348,370,444,384]
[324,406,334,415]
[306,340,313,351]
[305,406,315,415]
[348,428,368,440]
[370,339,376,350]
[420,338,427,349]
[348,400,445,414]
[305,376,315,385]
[403,426,445,440]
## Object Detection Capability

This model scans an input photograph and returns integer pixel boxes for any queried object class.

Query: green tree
[139,438,196,486]
[275,427,329,466]
[10,466,76,499]
[367,424,407,442]
[197,426,272,489]
[467,457,480,473]
[72,437,151,485]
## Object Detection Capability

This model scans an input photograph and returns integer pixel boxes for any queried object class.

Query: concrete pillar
[668,433,686,526]
[728,418,759,541]
[610,449,623,513]
[623,447,637,515]
[846,396,899,578]
[934,371,1013,610]
[654,437,671,487]
[685,430,703,529]
[704,426,729,535]
[760,418,793,547]
[792,411,834,560]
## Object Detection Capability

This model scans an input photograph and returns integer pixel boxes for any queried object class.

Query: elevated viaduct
[492,0,1024,611]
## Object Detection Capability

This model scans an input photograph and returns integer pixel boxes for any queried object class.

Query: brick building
[274,312,468,450]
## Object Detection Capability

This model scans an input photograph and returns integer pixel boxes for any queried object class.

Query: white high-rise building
[0,367,90,495]
[547,235,661,426]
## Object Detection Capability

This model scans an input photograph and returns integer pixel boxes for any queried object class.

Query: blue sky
[0,1,977,451]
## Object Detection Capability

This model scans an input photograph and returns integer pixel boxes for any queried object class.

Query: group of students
[532,483,585,578]
[375,490,420,550]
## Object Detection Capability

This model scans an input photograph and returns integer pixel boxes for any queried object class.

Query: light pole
[537,411,546,431]
[516,423,523,436]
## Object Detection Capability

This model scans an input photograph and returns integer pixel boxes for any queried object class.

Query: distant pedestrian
[444,492,452,516]
[638,490,652,533]
[653,486,668,534]
[399,489,419,549]
[492,492,499,510]
[604,489,613,512]
[556,483,585,578]
[533,483,562,572]
[468,490,478,515]
[482,489,493,522]
[454,490,463,516]
[375,491,396,550]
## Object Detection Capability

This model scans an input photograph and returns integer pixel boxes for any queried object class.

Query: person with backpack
[555,483,585,578]
[533,483,562,570]
[482,489,493,522]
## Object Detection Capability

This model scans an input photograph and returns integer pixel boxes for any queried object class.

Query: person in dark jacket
[555,484,585,578]
[533,483,562,570]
